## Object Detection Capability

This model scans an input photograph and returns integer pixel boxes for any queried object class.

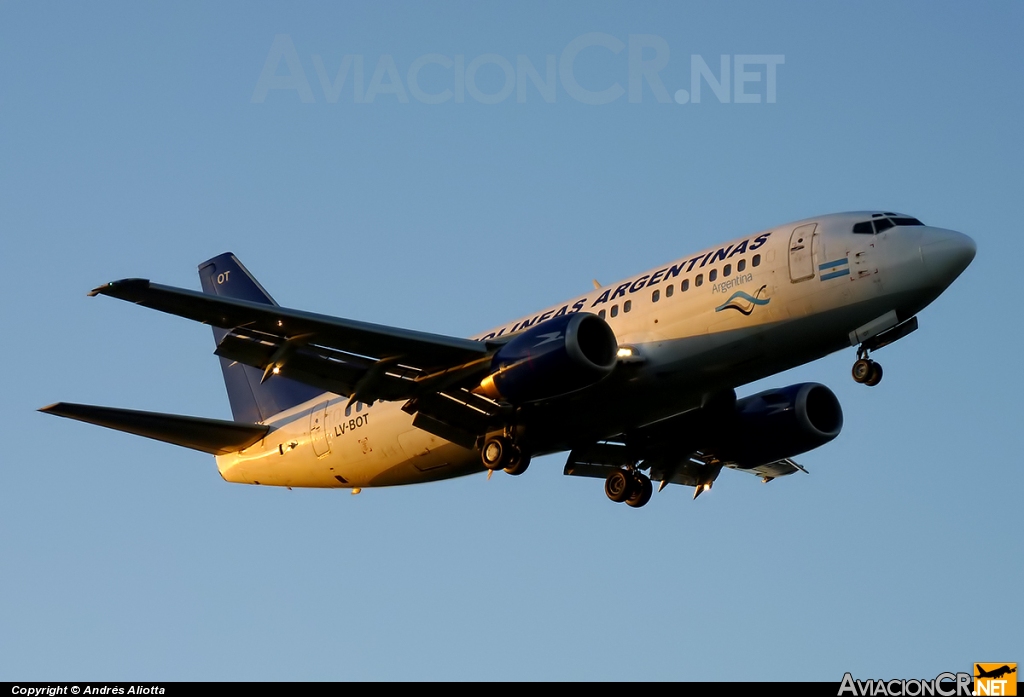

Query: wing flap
[563,443,635,479]
[39,402,270,455]
[648,458,719,488]
[565,442,633,468]
[214,331,374,398]
[724,458,807,479]
[405,389,502,436]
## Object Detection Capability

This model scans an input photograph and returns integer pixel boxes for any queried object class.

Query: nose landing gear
[850,315,920,387]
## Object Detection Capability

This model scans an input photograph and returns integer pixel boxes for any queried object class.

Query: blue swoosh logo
[715,285,770,315]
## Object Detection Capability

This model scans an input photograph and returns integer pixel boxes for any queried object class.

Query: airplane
[976,666,1016,680]
[40,211,976,507]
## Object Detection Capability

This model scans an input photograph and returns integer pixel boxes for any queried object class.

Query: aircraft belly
[368,442,480,487]
[216,399,480,489]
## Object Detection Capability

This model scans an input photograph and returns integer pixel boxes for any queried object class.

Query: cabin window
[624,300,632,313]
[737,259,746,272]
[345,404,352,417]
[598,309,606,319]
[356,401,363,413]
[652,289,660,302]
[723,264,731,277]
[666,284,674,298]
[709,269,718,282]
[752,254,761,267]
[611,305,619,318]
[681,279,689,292]
[695,274,704,287]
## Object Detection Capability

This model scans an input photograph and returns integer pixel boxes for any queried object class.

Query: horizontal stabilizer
[39,402,270,455]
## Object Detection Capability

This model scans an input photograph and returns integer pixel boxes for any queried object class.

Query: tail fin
[199,253,322,423]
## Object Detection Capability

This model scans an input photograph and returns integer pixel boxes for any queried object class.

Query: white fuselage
[214,212,973,489]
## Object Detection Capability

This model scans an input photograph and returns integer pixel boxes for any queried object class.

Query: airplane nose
[920,229,976,286]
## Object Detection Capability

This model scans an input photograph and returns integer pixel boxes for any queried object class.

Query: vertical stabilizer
[199,253,322,423]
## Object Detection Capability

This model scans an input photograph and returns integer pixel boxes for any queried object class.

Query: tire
[504,453,530,476]
[852,358,872,383]
[865,362,883,386]
[605,470,633,503]
[482,437,508,469]
[626,474,653,508]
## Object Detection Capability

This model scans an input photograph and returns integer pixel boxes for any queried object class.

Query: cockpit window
[853,215,925,234]
[890,217,923,226]
[873,218,894,233]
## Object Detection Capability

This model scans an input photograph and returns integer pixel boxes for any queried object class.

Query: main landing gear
[852,347,883,387]
[604,468,653,508]
[481,434,531,476]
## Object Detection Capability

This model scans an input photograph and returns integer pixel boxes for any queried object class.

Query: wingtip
[87,278,151,298]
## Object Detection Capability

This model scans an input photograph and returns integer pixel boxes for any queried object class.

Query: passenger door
[309,401,331,458]
[788,223,817,282]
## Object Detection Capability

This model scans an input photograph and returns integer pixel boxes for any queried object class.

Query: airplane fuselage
[213,211,975,489]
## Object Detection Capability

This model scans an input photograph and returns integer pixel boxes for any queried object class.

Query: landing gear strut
[604,468,653,508]
[481,434,531,476]
[852,348,883,387]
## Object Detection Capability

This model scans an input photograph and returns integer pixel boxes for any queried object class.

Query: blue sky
[1,1,1021,681]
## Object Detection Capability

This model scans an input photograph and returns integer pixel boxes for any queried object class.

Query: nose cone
[920,228,976,287]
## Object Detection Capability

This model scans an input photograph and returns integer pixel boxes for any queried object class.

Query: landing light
[616,345,645,364]
[272,367,281,375]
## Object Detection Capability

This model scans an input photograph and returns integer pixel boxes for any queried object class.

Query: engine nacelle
[712,382,843,467]
[476,313,618,404]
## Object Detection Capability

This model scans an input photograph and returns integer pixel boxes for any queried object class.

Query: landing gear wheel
[605,470,634,503]
[482,436,511,470]
[865,361,883,387]
[625,474,653,508]
[852,358,873,383]
[504,453,531,476]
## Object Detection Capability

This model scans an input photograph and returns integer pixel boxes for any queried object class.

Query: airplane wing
[90,279,499,405]
[723,457,808,481]
[564,442,723,488]
[563,427,809,496]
